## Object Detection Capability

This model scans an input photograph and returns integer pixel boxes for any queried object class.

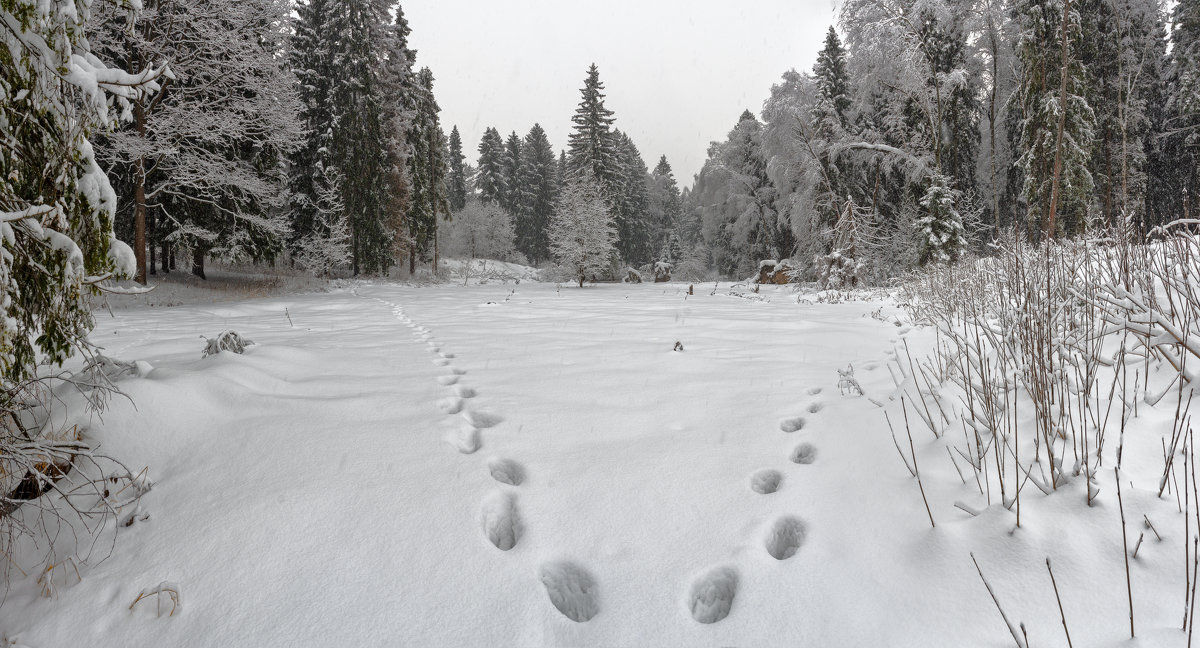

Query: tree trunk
[1047,0,1074,238]
[192,248,206,279]
[432,223,439,277]
[149,209,157,276]
[169,246,176,270]
[161,242,170,273]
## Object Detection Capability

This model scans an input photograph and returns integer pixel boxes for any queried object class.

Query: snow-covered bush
[202,331,255,357]
[915,174,968,266]
[445,201,524,264]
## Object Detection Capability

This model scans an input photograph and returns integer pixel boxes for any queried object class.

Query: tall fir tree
[567,64,621,189]
[447,126,468,211]
[405,68,451,273]
[501,131,523,214]
[516,124,559,265]
[612,131,653,263]
[648,156,683,260]
[476,127,506,205]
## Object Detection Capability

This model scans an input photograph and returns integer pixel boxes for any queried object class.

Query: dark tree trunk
[192,249,206,279]
[149,209,157,276]
[161,242,170,273]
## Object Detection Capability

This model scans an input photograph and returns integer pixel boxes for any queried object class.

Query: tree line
[684,0,1192,284]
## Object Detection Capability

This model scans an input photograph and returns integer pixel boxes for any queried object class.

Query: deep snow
[0,279,1188,646]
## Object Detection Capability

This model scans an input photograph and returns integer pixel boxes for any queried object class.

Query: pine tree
[2,0,160,382]
[1167,0,1200,223]
[567,64,621,189]
[448,126,468,211]
[476,127,506,205]
[516,124,559,265]
[550,174,618,287]
[813,26,851,129]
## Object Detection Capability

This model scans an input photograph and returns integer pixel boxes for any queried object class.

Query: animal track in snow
[764,516,807,560]
[454,385,477,398]
[439,352,455,359]
[488,458,526,486]
[807,402,825,414]
[789,443,818,465]
[437,375,459,386]
[779,417,806,433]
[437,397,464,415]
[432,358,450,367]
[540,561,599,622]
[807,386,822,395]
[481,491,523,551]
[449,367,467,375]
[688,566,738,623]
[462,409,503,429]
[750,469,782,494]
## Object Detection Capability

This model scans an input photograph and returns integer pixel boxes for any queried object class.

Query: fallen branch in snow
[1046,558,1074,648]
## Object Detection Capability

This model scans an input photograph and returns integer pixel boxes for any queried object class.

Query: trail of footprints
[685,387,828,624]
[378,295,826,626]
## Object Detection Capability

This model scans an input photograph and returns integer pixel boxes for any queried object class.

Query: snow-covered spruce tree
[448,126,469,212]
[915,174,968,265]
[612,130,653,264]
[288,0,338,266]
[90,0,303,280]
[1165,0,1200,226]
[379,5,417,260]
[648,155,683,259]
[2,0,160,384]
[1013,0,1095,238]
[476,127,506,206]
[405,68,451,274]
[515,124,558,265]
[567,64,621,194]
[550,174,618,287]
[501,131,523,215]
[326,0,397,275]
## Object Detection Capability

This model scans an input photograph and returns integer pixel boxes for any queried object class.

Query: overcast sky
[405,0,838,187]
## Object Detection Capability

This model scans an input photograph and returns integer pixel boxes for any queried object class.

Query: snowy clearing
[0,280,1185,646]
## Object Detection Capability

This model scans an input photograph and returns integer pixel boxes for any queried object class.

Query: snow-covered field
[0,279,1187,646]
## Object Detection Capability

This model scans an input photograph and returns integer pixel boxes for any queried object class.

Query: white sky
[405,0,838,187]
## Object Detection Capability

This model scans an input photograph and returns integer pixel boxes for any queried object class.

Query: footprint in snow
[779,417,806,433]
[481,491,523,551]
[540,561,599,622]
[488,458,526,486]
[807,401,825,414]
[462,410,503,429]
[454,385,477,398]
[789,443,818,465]
[439,352,455,359]
[688,566,738,623]
[437,375,460,386]
[449,367,467,376]
[807,386,823,395]
[449,426,481,454]
[750,469,782,494]
[437,397,464,415]
[764,516,808,560]
[432,358,450,367]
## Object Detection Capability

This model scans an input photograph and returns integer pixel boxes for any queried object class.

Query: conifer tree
[1013,0,1095,237]
[916,174,968,265]
[448,126,468,212]
[567,64,621,189]
[476,127,506,205]
[813,26,851,128]
[613,131,653,263]
[501,131,523,214]
[649,156,683,259]
[2,0,159,382]
[405,68,451,273]
[516,124,559,265]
